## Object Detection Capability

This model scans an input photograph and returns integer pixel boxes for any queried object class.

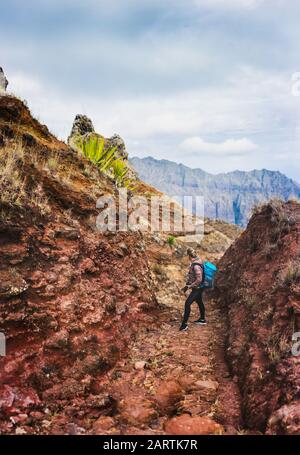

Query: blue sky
[1,0,300,180]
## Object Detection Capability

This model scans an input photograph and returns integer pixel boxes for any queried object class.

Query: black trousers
[182,288,205,324]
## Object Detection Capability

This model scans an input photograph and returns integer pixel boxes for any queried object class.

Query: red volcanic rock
[93,416,115,433]
[137,301,157,312]
[134,361,147,370]
[118,396,158,426]
[164,414,223,435]
[44,330,70,350]
[195,380,219,394]
[0,95,158,434]
[0,385,15,410]
[215,200,300,434]
[154,381,183,414]
[0,385,40,416]
[267,401,300,435]
[79,258,98,274]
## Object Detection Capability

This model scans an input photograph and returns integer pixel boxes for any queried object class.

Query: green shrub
[167,235,176,248]
[78,137,136,189]
[79,136,116,172]
[111,158,129,186]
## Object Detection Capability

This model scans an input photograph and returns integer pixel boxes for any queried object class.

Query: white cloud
[9,72,42,95]
[192,0,263,10]
[2,1,300,181]
[179,136,257,156]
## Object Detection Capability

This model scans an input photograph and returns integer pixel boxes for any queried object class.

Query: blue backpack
[190,261,218,289]
[194,261,217,289]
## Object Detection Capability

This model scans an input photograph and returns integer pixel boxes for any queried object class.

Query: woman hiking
[179,247,207,332]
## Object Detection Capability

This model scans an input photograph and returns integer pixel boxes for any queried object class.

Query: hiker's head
[187,247,197,259]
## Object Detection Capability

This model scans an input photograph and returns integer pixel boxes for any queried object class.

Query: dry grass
[0,145,26,209]
[283,261,300,286]
[264,242,278,260]
[0,144,51,219]
[266,330,291,364]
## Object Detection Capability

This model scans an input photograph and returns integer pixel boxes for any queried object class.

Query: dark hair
[187,247,197,258]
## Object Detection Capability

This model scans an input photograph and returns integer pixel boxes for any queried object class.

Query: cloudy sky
[1,0,300,180]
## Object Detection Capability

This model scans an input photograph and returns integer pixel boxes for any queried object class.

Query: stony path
[92,296,243,435]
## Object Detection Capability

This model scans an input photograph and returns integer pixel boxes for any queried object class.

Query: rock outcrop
[130,156,300,227]
[214,200,300,434]
[0,67,8,93]
[68,114,137,180]
[68,114,95,138]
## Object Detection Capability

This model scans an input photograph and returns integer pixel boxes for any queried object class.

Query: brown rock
[135,361,147,370]
[80,258,98,274]
[195,380,219,392]
[164,414,224,435]
[44,330,70,350]
[119,397,158,426]
[137,301,156,312]
[177,376,195,392]
[154,381,183,414]
[93,416,115,433]
[267,401,300,435]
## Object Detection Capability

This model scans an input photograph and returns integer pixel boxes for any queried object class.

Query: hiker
[179,248,206,332]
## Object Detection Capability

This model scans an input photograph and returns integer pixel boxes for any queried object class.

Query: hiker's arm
[188,265,203,288]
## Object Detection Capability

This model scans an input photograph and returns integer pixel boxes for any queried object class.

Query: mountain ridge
[130,156,300,226]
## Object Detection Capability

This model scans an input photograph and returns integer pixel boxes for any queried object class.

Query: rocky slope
[130,156,300,227]
[0,95,159,434]
[0,94,242,435]
[214,200,300,434]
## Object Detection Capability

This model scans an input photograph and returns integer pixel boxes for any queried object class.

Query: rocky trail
[94,295,243,435]
[0,94,244,436]
[2,94,299,436]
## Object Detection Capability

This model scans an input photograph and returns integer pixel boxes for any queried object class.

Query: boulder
[93,416,115,433]
[154,380,183,414]
[134,361,147,370]
[68,114,95,139]
[118,397,158,426]
[164,414,223,435]
[267,402,300,435]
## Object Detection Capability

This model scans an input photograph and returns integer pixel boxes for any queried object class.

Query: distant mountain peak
[130,156,300,227]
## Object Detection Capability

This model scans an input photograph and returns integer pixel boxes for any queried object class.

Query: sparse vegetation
[152,263,163,275]
[262,304,274,320]
[111,158,136,189]
[79,136,116,172]
[266,330,291,364]
[264,242,278,260]
[77,136,136,189]
[46,154,60,171]
[111,158,129,185]
[0,146,26,210]
[167,235,176,248]
[244,296,257,309]
[0,145,52,219]
[282,261,300,286]
[29,185,51,216]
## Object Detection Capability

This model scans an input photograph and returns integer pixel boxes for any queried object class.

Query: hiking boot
[194,318,207,325]
[179,323,188,332]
